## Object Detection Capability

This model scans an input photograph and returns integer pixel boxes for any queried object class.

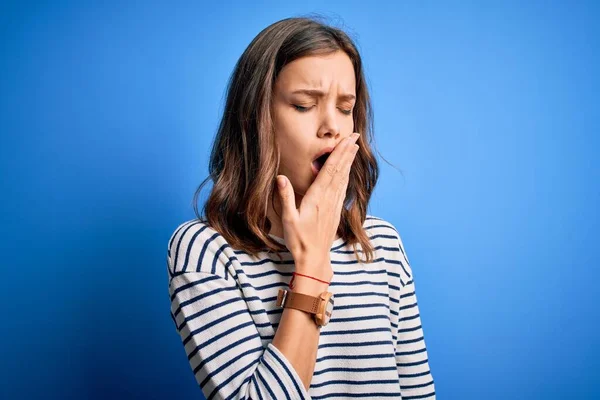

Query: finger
[326,133,360,196]
[304,133,359,203]
[276,175,298,223]
[332,143,359,212]
[341,142,360,176]
[312,132,360,193]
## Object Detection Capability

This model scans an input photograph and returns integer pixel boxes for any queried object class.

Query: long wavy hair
[193,16,383,263]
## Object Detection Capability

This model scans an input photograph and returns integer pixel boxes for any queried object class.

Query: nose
[316,104,341,139]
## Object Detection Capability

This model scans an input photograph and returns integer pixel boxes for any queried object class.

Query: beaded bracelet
[289,272,330,290]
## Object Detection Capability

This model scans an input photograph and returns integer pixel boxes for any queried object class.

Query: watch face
[323,295,334,324]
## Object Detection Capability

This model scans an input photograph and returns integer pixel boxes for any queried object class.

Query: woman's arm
[169,270,311,400]
[167,222,312,400]
[271,263,330,391]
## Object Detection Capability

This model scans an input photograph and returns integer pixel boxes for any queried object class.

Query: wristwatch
[276,288,335,327]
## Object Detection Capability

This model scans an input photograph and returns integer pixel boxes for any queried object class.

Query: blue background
[1,1,598,399]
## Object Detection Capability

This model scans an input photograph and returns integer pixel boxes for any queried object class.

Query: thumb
[276,175,297,220]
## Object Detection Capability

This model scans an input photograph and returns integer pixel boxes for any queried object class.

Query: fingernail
[352,133,360,139]
[277,176,286,188]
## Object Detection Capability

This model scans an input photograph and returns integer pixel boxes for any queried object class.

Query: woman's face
[271,50,356,198]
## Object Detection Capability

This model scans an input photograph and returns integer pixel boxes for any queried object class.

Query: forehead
[275,51,356,94]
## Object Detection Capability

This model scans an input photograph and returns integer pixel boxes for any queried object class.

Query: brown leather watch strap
[276,289,321,314]
[276,289,335,327]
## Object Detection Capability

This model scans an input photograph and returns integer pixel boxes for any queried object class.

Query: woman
[167,16,435,400]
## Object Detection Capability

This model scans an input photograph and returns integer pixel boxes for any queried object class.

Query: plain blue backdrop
[1,1,598,399]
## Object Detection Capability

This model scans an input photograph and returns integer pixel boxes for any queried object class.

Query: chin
[293,185,308,197]
[290,176,310,197]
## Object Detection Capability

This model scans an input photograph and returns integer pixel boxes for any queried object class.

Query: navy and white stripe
[167,215,435,399]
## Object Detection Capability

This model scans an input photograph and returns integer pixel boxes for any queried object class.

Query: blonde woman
[167,16,435,400]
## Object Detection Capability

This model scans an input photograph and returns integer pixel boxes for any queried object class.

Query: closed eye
[293,105,312,112]
[293,104,352,115]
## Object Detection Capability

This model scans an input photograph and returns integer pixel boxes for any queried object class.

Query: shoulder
[364,214,413,287]
[364,214,400,240]
[166,218,237,278]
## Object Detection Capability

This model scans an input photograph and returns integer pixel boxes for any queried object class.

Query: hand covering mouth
[312,148,333,171]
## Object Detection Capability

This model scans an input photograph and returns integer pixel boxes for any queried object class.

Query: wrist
[290,274,330,296]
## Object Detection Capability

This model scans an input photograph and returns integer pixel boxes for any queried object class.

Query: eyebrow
[291,89,356,101]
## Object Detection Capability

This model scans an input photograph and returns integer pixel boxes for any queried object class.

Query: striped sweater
[167,215,436,400]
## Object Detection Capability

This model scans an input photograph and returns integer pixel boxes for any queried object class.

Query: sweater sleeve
[394,235,436,399]
[168,263,311,400]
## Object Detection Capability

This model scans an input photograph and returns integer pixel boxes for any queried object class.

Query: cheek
[279,144,308,170]
[273,127,310,174]
[342,114,355,133]
[274,112,311,149]
[278,110,311,133]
